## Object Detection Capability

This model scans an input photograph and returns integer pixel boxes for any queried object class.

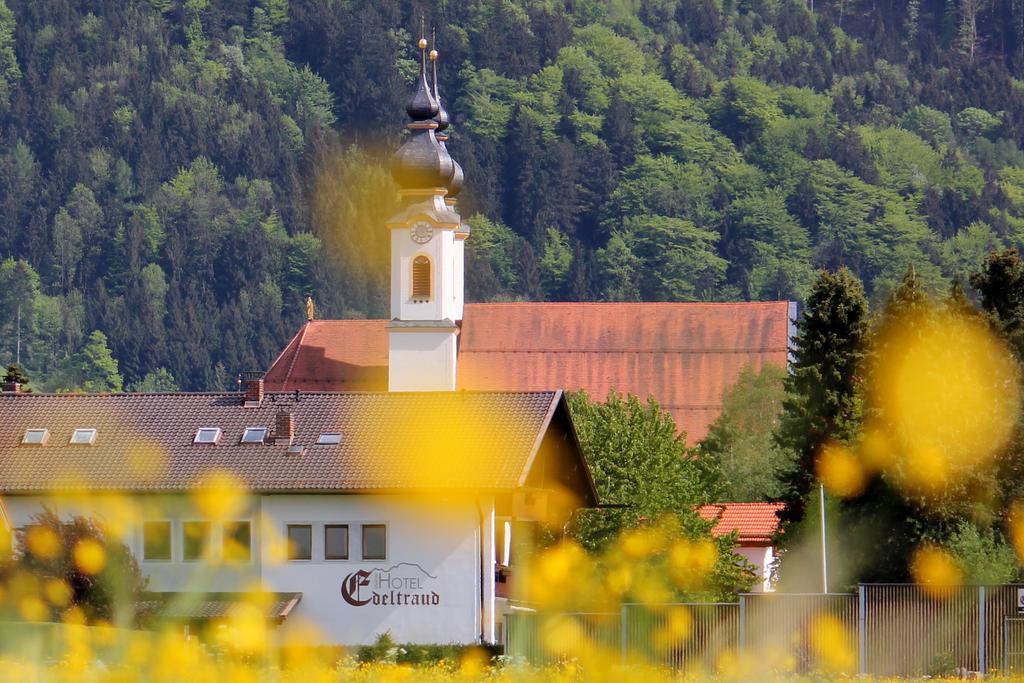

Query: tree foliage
[776,268,869,523]
[700,363,793,502]
[0,510,147,625]
[2,1,1024,390]
[566,390,752,600]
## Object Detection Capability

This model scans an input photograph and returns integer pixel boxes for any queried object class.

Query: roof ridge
[279,321,311,392]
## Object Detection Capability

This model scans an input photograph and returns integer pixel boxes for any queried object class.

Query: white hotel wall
[3,494,261,591]
[4,492,496,645]
[261,493,490,645]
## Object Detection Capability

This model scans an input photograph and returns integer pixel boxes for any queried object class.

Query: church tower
[386,37,466,392]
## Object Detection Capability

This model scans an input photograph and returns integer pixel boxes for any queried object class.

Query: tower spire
[428,36,464,203]
[406,33,439,121]
[392,34,451,191]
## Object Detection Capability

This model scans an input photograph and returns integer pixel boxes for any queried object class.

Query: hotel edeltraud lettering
[341,563,441,607]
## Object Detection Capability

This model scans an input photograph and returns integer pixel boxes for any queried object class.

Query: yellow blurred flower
[43,578,71,608]
[25,525,60,559]
[870,310,1021,497]
[810,615,856,672]
[910,544,963,598]
[18,595,48,622]
[73,538,107,575]
[668,537,717,590]
[193,470,247,521]
[858,426,894,473]
[817,441,867,498]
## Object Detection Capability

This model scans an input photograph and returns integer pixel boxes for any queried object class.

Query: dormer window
[70,428,97,445]
[194,428,222,445]
[412,255,431,301]
[241,427,267,444]
[22,429,49,445]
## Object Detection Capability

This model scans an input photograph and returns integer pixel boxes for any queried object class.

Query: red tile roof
[0,391,592,498]
[264,302,793,444]
[697,502,785,545]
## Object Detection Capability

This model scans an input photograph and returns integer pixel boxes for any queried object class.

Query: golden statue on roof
[305,296,315,322]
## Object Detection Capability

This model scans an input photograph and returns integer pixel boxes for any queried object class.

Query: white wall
[737,545,775,593]
[4,494,260,592]
[5,492,498,645]
[262,493,487,645]
[387,328,458,391]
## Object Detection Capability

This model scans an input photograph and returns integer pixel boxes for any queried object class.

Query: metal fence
[505,584,1024,676]
[621,603,739,671]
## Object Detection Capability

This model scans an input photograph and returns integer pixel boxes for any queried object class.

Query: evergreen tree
[776,268,869,525]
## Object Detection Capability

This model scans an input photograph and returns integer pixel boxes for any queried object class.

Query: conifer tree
[776,268,869,524]
[970,247,1024,358]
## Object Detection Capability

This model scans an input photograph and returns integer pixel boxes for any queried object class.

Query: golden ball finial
[429,49,439,61]
[418,37,428,50]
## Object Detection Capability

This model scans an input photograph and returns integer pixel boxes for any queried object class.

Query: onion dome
[448,159,464,198]
[392,37,453,190]
[429,44,462,199]
[430,49,451,135]
[406,38,439,121]
[392,130,454,189]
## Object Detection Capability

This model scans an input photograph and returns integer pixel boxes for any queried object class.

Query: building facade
[0,40,598,645]
[0,388,596,644]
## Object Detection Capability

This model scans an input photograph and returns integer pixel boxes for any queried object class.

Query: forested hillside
[4,0,1024,391]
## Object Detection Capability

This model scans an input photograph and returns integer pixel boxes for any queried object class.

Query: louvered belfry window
[412,255,431,300]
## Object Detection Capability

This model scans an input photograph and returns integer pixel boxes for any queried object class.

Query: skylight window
[241,427,267,444]
[194,428,222,445]
[22,429,49,445]
[70,428,97,445]
[316,432,343,445]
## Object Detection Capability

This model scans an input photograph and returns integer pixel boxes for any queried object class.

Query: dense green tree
[2,0,1024,393]
[700,364,795,502]
[776,268,869,525]
[1,510,147,625]
[565,390,753,599]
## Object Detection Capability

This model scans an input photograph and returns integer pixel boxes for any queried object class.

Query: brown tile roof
[697,502,785,545]
[264,302,793,444]
[0,391,573,493]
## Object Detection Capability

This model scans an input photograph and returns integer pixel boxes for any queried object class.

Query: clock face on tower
[410,221,434,244]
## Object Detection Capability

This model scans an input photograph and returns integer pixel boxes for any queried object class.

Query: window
[286,524,312,561]
[362,524,387,560]
[182,521,210,561]
[325,525,349,560]
[241,427,267,444]
[194,428,221,444]
[22,429,49,445]
[70,428,97,445]
[412,255,431,300]
[316,432,343,445]
[223,521,252,562]
[143,521,172,561]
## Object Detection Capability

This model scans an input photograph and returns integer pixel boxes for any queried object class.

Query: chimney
[1,381,20,393]
[275,410,294,446]
[241,372,264,407]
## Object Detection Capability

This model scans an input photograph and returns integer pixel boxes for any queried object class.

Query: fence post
[738,594,746,655]
[1005,616,1010,673]
[979,586,987,674]
[620,603,628,664]
[858,584,866,675]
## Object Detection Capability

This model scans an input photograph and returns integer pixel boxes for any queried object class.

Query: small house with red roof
[698,502,785,592]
